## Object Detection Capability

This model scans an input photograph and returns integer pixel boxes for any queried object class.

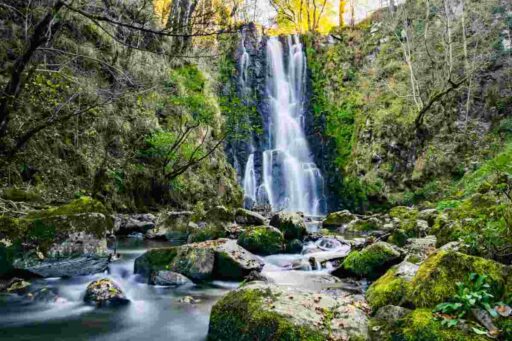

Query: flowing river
[0,229,354,340]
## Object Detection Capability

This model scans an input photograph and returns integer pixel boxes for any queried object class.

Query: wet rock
[237,226,284,255]
[234,208,266,225]
[133,247,178,279]
[84,278,129,307]
[170,244,216,281]
[28,287,61,303]
[284,238,303,253]
[114,213,156,235]
[178,295,201,304]
[269,212,307,240]
[334,242,405,280]
[244,270,274,283]
[145,211,193,243]
[150,270,193,287]
[1,278,31,294]
[322,210,357,228]
[208,282,369,340]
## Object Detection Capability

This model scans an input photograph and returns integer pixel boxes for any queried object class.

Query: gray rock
[209,282,369,340]
[150,271,193,287]
[439,241,462,252]
[322,210,357,228]
[84,278,129,307]
[170,245,216,281]
[114,213,156,235]
[234,208,266,225]
[375,305,411,321]
[418,209,438,226]
[394,261,419,281]
[13,230,111,278]
[404,235,437,262]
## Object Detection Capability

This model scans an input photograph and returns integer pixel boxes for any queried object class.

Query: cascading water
[258,35,325,216]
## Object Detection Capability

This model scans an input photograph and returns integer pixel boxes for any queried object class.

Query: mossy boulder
[366,261,419,310]
[84,278,129,307]
[400,309,489,341]
[237,226,284,255]
[206,206,235,223]
[234,208,266,225]
[334,242,404,280]
[389,206,421,235]
[269,212,307,240]
[1,197,113,277]
[208,282,369,340]
[407,250,510,308]
[322,210,357,228]
[133,247,178,279]
[135,239,263,282]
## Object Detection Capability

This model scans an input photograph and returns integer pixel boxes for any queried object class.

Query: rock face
[134,239,263,282]
[150,271,193,287]
[208,282,369,340]
[334,242,404,280]
[84,278,129,307]
[234,208,266,225]
[237,226,284,255]
[1,197,113,278]
[269,212,307,240]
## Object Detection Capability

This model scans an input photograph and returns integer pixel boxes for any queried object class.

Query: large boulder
[208,282,369,340]
[114,213,156,235]
[133,247,178,279]
[205,206,234,223]
[366,261,419,310]
[145,211,194,243]
[269,212,307,240]
[134,239,263,282]
[84,278,129,307]
[334,242,404,280]
[234,208,266,225]
[406,250,511,308]
[1,197,113,278]
[322,210,357,229]
[403,235,437,263]
[237,226,284,255]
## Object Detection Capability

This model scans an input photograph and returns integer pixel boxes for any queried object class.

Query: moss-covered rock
[237,226,284,255]
[234,208,266,225]
[1,188,42,202]
[407,250,510,308]
[208,282,369,340]
[366,261,418,310]
[322,210,357,228]
[400,309,489,341]
[147,211,194,243]
[269,212,307,240]
[84,278,129,307]
[187,225,226,243]
[133,247,178,279]
[206,206,235,223]
[335,242,404,280]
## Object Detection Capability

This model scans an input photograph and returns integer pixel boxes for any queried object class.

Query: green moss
[1,188,41,202]
[134,247,178,278]
[208,288,324,341]
[341,242,401,280]
[401,309,489,341]
[237,226,284,255]
[366,268,409,310]
[188,226,226,243]
[407,251,508,308]
[388,229,408,247]
[389,206,419,235]
[26,197,109,219]
[322,211,355,228]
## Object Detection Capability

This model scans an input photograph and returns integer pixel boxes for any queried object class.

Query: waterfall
[261,36,325,216]
[238,34,325,216]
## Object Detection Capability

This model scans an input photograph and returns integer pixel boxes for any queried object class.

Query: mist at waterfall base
[241,36,326,217]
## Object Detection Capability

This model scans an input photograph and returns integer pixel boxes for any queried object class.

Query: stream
[0,223,356,340]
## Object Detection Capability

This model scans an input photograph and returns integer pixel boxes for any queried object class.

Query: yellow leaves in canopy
[153,0,171,26]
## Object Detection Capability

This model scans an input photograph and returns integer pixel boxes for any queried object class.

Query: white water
[260,36,324,215]
[242,152,257,202]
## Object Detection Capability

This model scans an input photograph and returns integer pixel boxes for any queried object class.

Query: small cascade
[242,151,257,203]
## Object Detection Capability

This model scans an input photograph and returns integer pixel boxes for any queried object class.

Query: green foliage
[433,273,498,329]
